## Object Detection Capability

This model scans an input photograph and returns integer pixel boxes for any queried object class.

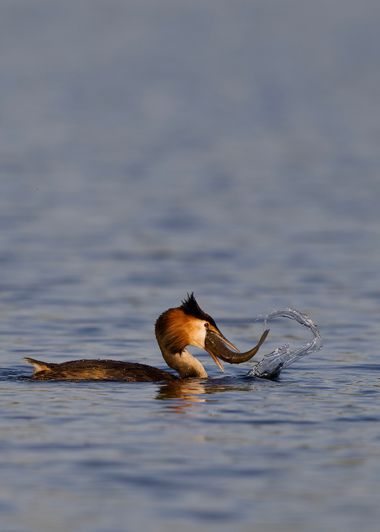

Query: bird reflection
[155,377,254,412]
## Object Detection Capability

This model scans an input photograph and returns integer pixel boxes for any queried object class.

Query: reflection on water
[155,378,255,412]
[157,380,207,404]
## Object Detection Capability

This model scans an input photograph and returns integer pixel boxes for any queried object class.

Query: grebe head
[155,293,266,378]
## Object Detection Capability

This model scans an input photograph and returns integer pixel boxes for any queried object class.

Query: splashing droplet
[247,308,322,379]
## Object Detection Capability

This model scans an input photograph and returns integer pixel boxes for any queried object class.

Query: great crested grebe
[25,293,269,382]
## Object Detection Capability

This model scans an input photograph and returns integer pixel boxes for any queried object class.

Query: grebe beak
[205,328,270,365]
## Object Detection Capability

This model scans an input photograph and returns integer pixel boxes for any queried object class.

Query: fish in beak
[205,327,270,369]
[203,325,239,372]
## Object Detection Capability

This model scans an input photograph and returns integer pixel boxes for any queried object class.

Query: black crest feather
[180,293,217,327]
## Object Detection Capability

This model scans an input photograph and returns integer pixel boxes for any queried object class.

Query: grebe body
[24,359,177,382]
[25,294,269,382]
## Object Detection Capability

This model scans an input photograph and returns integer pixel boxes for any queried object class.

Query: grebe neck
[159,345,208,379]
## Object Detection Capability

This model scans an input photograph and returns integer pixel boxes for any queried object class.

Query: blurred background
[1,1,380,531]
[1,0,379,322]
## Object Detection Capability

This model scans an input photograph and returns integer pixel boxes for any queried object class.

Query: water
[1,1,380,531]
[248,308,322,378]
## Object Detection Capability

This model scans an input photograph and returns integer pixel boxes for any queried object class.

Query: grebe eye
[204,322,209,328]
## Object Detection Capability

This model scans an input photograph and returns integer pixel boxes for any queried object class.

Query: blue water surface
[1,1,380,531]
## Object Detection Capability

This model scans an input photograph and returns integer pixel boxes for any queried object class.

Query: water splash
[247,308,322,379]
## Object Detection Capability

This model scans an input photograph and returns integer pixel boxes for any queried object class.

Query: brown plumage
[24,358,177,382]
[25,293,269,382]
